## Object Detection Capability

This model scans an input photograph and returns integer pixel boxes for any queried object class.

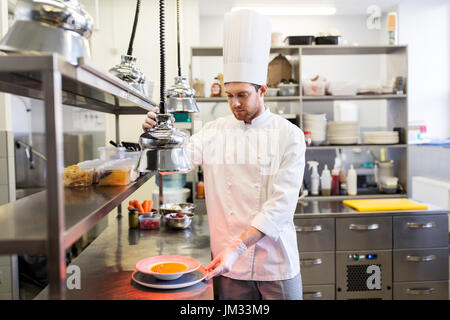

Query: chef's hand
[142,107,176,132]
[205,239,247,280]
[142,107,159,132]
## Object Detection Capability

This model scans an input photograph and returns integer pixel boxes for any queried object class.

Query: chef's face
[225,82,267,123]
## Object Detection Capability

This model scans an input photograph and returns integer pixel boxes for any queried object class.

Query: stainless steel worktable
[35,212,213,300]
[294,199,448,218]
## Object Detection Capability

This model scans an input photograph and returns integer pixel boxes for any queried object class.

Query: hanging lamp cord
[127,0,141,56]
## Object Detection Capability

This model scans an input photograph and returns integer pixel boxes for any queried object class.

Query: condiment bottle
[347,164,358,196]
[320,164,331,196]
[211,77,221,97]
[339,166,347,195]
[331,165,340,195]
[304,131,312,146]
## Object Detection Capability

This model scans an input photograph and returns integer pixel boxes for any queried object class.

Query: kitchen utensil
[0,0,93,65]
[136,255,201,280]
[164,213,194,229]
[132,266,207,289]
[343,199,428,212]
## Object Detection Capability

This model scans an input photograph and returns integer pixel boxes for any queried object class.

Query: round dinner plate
[132,266,208,290]
[136,255,201,277]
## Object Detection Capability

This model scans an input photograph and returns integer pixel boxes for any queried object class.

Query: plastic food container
[278,83,298,96]
[78,159,108,184]
[63,165,93,188]
[266,87,280,97]
[98,162,133,186]
[284,36,314,45]
[98,147,126,161]
[303,81,326,96]
[139,213,161,230]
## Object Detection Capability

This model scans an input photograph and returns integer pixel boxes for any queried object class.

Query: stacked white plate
[327,121,359,145]
[303,113,327,145]
[362,131,399,144]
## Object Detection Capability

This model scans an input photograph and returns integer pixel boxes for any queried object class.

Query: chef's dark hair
[251,84,261,92]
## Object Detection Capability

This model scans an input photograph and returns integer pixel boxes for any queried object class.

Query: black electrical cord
[127,0,141,56]
[176,0,182,77]
[159,0,166,112]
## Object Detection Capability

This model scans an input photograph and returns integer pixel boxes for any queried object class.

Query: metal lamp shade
[166,76,199,113]
[137,148,191,173]
[109,55,149,97]
[137,114,192,173]
[0,0,93,66]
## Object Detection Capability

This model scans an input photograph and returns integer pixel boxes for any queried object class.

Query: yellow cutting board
[343,199,428,212]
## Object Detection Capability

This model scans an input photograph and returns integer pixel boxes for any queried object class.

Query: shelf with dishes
[306,144,407,150]
[195,96,302,102]
[302,94,406,101]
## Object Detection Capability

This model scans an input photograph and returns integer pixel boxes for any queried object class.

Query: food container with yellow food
[63,165,94,188]
[98,162,133,186]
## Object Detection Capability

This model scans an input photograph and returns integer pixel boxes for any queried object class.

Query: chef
[143,9,305,300]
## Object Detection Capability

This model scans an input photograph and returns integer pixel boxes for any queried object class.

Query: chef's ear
[259,85,267,97]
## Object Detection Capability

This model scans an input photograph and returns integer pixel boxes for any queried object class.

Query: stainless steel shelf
[302,194,408,202]
[0,54,158,114]
[195,96,301,102]
[191,45,407,57]
[307,144,408,150]
[302,94,406,101]
[0,174,152,255]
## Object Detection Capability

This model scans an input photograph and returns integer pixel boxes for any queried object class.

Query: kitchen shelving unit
[190,44,409,199]
[0,53,158,299]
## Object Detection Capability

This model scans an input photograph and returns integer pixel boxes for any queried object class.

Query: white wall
[78,0,200,201]
[398,0,450,140]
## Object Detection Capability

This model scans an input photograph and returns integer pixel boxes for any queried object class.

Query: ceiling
[199,0,404,16]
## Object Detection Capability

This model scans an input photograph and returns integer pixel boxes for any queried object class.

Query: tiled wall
[408,145,450,196]
[0,130,15,204]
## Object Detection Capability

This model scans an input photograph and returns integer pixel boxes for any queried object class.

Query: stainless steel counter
[294,199,447,218]
[35,212,213,300]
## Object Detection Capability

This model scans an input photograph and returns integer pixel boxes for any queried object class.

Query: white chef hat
[223,9,272,86]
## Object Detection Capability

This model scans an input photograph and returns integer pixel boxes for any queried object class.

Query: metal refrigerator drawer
[393,281,449,300]
[336,216,392,250]
[393,215,448,249]
[300,252,335,285]
[295,218,335,252]
[303,285,335,300]
[393,248,449,282]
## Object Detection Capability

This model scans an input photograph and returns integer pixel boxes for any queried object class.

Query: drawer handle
[406,288,436,295]
[406,255,436,262]
[303,291,322,298]
[295,225,322,232]
[301,258,323,266]
[406,222,436,229]
[349,223,379,231]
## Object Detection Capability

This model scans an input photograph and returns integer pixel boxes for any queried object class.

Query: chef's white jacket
[186,108,306,281]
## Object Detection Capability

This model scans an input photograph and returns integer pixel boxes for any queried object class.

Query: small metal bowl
[159,202,195,215]
[164,213,194,230]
